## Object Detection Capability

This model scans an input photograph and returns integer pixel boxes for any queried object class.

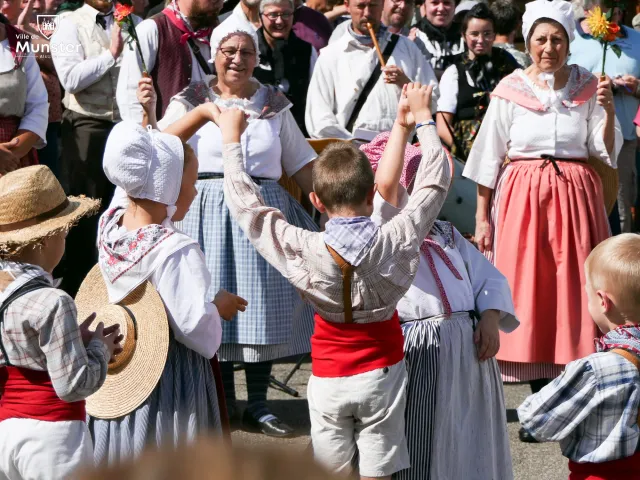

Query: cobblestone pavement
[229,359,569,480]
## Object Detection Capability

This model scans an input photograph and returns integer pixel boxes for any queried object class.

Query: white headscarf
[103,121,185,223]
[209,23,261,64]
[522,0,576,45]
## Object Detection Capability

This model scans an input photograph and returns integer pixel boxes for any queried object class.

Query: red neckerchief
[4,23,27,69]
[162,7,212,46]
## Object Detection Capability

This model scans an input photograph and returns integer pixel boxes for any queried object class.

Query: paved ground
[230,359,569,480]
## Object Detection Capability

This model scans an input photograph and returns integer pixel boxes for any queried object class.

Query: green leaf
[605,9,612,20]
[610,44,622,58]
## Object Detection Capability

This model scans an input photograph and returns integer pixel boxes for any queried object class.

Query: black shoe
[242,410,295,438]
[518,427,539,443]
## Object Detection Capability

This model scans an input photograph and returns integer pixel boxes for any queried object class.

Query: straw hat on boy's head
[75,265,170,419]
[0,165,100,257]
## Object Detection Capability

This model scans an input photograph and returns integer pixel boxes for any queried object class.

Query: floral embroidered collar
[97,203,196,303]
[491,64,598,111]
[173,77,292,120]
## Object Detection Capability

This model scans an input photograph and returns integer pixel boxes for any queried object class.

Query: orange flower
[114,3,134,22]
[604,22,621,42]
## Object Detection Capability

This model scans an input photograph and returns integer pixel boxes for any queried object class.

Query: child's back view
[518,233,640,479]
[218,83,450,479]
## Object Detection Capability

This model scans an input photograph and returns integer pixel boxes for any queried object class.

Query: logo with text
[36,15,59,40]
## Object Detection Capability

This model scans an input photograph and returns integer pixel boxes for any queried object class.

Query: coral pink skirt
[487,159,610,380]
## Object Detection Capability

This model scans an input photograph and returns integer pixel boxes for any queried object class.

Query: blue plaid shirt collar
[324,216,378,267]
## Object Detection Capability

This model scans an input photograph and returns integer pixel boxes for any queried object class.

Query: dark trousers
[55,110,116,297]
[39,121,61,179]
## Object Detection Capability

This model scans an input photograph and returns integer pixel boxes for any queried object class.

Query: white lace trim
[205,75,267,118]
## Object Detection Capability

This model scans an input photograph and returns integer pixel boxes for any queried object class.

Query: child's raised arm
[375,86,415,207]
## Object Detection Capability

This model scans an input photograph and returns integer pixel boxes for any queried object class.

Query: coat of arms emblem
[37,15,59,40]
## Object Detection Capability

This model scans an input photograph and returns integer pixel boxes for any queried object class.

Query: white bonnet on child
[103,121,185,211]
[522,0,575,45]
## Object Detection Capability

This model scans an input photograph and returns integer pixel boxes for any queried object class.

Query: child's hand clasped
[218,108,248,144]
[213,289,248,321]
[91,320,124,363]
[474,310,501,361]
[404,83,433,125]
[395,84,416,131]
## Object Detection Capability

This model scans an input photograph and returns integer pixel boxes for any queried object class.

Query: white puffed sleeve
[586,95,622,168]
[454,229,519,333]
[437,65,459,114]
[152,244,222,359]
[280,110,316,176]
[463,96,513,189]
[19,54,48,148]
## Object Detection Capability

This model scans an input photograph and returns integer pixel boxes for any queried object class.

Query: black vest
[253,29,312,136]
[451,47,518,122]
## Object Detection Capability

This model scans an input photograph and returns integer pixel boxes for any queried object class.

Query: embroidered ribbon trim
[420,238,463,316]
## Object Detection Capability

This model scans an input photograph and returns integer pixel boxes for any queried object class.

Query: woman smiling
[463,0,622,443]
[436,3,519,161]
[147,23,317,438]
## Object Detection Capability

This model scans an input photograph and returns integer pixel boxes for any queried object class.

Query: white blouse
[159,78,316,178]
[437,64,478,114]
[463,70,623,189]
[372,190,518,332]
[105,189,222,359]
[0,39,48,147]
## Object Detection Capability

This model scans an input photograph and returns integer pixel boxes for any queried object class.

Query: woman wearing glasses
[253,0,317,136]
[155,23,317,438]
[436,3,519,162]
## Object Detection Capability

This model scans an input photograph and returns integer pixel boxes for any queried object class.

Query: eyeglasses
[466,31,495,40]
[219,48,256,60]
[262,11,293,20]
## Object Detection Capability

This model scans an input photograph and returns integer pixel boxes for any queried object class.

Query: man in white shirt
[51,0,132,296]
[305,0,438,140]
[214,0,260,33]
[117,0,223,123]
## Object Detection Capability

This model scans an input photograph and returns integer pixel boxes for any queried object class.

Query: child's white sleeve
[152,244,222,359]
[455,228,519,333]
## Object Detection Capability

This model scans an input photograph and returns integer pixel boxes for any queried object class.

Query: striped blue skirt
[178,178,316,363]
[394,313,512,480]
[89,337,221,465]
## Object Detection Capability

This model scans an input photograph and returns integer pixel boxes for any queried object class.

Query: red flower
[605,22,621,42]
[114,3,134,22]
[129,241,138,251]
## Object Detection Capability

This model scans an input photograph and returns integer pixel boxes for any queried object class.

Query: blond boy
[518,234,640,477]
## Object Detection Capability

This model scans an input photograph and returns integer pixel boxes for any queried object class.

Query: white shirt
[107,189,222,358]
[463,70,623,189]
[305,31,439,139]
[51,5,118,95]
[214,3,258,34]
[159,79,316,177]
[151,244,222,358]
[0,40,48,147]
[328,20,348,44]
[437,64,477,114]
[116,18,212,123]
[372,190,519,332]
